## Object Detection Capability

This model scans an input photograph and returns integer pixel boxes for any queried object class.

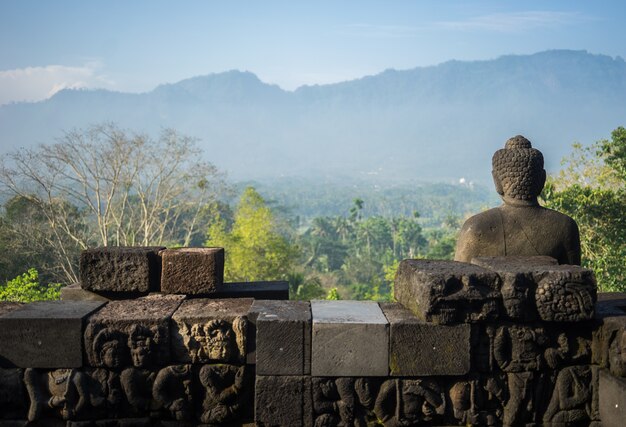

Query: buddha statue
[455,136,581,265]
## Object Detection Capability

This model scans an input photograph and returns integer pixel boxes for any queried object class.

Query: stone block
[599,369,626,427]
[251,300,311,375]
[0,301,105,368]
[311,300,388,377]
[394,259,501,325]
[171,298,253,364]
[80,246,164,293]
[380,302,471,376]
[214,280,289,300]
[61,283,111,302]
[471,255,558,270]
[255,375,312,427]
[84,295,184,368]
[472,256,597,322]
[160,247,224,295]
[596,314,626,377]
[0,302,23,317]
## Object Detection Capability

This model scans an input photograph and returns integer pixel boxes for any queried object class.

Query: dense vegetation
[1,124,625,302]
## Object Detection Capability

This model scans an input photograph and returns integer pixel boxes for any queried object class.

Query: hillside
[1,50,625,183]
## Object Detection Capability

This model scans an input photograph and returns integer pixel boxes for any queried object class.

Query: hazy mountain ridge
[1,50,625,182]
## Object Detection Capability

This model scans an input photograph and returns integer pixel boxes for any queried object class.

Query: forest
[1,124,625,302]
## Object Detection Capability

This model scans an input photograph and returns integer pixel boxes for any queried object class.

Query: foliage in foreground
[0,269,61,302]
[542,127,626,292]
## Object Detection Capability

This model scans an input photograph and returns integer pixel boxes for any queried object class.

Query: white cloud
[0,62,113,106]
[436,11,593,33]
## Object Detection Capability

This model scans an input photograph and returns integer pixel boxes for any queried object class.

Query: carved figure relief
[501,277,537,322]
[312,377,379,427]
[608,327,626,377]
[85,324,164,368]
[198,364,249,424]
[120,367,156,417]
[535,276,596,322]
[177,316,247,363]
[152,365,193,421]
[128,325,160,369]
[449,376,506,426]
[543,365,599,425]
[24,368,83,421]
[374,378,446,426]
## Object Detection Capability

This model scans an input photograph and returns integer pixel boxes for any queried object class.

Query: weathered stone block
[394,259,501,325]
[61,283,111,302]
[311,300,388,377]
[84,295,184,368]
[596,314,626,377]
[534,266,596,322]
[380,302,471,376]
[255,375,312,427]
[171,298,252,364]
[0,301,105,368]
[80,246,164,293]
[160,247,224,295]
[471,255,558,270]
[599,369,626,427]
[251,300,311,375]
[472,256,597,322]
[0,302,23,317]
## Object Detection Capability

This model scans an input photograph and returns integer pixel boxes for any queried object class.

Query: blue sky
[1,0,625,104]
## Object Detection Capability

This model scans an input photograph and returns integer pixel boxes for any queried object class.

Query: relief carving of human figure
[455,136,581,265]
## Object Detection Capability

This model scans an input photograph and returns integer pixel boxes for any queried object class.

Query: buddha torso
[455,202,580,265]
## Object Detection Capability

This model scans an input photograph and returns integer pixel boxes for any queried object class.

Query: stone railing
[0,247,624,426]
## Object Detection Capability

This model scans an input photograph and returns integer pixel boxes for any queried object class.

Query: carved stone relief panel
[171,298,252,364]
[535,268,596,322]
[84,295,184,368]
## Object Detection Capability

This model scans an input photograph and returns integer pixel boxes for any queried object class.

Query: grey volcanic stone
[599,369,626,427]
[84,295,184,368]
[380,302,471,376]
[171,298,253,364]
[0,302,23,317]
[61,283,111,302]
[255,376,312,427]
[471,255,557,270]
[0,301,105,368]
[471,256,596,322]
[394,259,501,325]
[251,300,311,375]
[311,300,388,377]
[80,246,164,293]
[215,281,289,300]
[160,247,224,295]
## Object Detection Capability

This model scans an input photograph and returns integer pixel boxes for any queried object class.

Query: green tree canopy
[543,127,626,292]
[0,269,61,302]
[206,187,298,282]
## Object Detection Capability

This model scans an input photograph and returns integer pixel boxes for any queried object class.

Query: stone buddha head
[492,135,546,203]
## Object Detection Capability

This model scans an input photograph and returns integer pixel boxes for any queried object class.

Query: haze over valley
[2,50,625,185]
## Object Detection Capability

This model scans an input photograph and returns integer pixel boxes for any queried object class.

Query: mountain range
[1,50,625,183]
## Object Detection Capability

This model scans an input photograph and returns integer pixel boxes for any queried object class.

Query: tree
[0,269,61,302]
[0,123,228,284]
[542,127,626,292]
[206,187,298,282]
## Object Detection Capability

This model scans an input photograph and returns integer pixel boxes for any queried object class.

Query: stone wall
[0,247,624,426]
